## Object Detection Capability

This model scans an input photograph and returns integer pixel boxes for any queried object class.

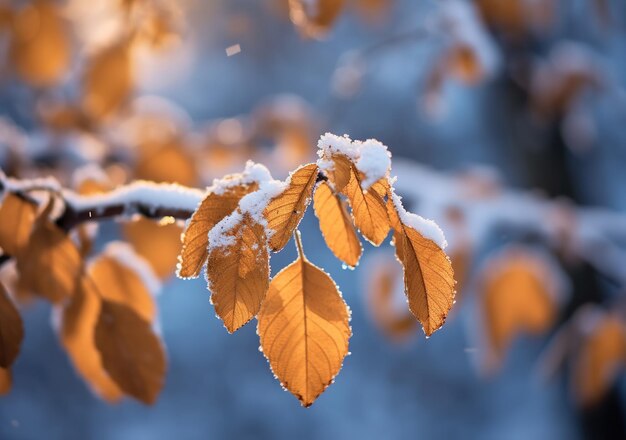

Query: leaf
[393,226,455,336]
[0,367,11,396]
[258,235,351,407]
[123,218,182,279]
[0,193,37,256]
[178,182,258,279]
[366,255,417,341]
[480,249,558,371]
[0,282,24,368]
[343,167,389,246]
[313,182,362,268]
[206,213,269,333]
[81,40,133,119]
[326,154,352,193]
[573,313,626,407]
[60,250,157,402]
[89,255,156,322]
[60,278,123,403]
[135,142,199,187]
[9,0,70,86]
[17,214,82,303]
[95,300,166,404]
[288,0,345,38]
[264,163,318,252]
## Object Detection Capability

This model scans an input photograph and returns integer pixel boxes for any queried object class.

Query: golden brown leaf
[288,0,345,38]
[207,213,269,333]
[313,182,361,267]
[17,215,82,303]
[0,282,24,368]
[480,250,557,371]
[10,0,70,86]
[573,314,626,407]
[0,367,11,396]
[258,236,351,407]
[81,40,133,119]
[123,218,182,279]
[135,142,199,187]
[344,168,389,246]
[393,226,455,337]
[178,182,258,279]
[60,278,123,403]
[265,163,318,252]
[95,300,166,405]
[89,255,155,322]
[0,193,37,256]
[326,154,352,193]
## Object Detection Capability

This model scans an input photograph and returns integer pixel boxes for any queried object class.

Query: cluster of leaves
[0,182,165,404]
[177,134,455,405]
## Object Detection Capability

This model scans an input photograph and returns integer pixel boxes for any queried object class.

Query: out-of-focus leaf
[10,0,70,86]
[207,213,269,333]
[60,278,123,403]
[288,0,346,38]
[135,142,199,187]
[573,313,626,407]
[89,255,155,322]
[60,249,158,402]
[480,249,559,371]
[0,282,24,368]
[0,194,37,256]
[0,367,11,395]
[366,256,417,341]
[258,239,350,407]
[264,163,318,252]
[95,300,166,405]
[123,218,182,279]
[313,181,362,267]
[17,210,82,303]
[81,40,133,120]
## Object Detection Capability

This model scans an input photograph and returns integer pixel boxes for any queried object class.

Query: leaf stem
[294,230,305,260]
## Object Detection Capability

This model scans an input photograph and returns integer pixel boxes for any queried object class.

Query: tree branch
[2,163,626,288]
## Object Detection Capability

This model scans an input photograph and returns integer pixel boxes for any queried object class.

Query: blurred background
[1,0,626,438]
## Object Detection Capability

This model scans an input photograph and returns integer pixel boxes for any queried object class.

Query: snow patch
[207,161,272,196]
[355,139,391,189]
[207,164,286,251]
[316,133,391,190]
[390,190,447,249]
[63,180,204,213]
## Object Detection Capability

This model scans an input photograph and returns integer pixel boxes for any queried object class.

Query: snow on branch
[2,156,626,286]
